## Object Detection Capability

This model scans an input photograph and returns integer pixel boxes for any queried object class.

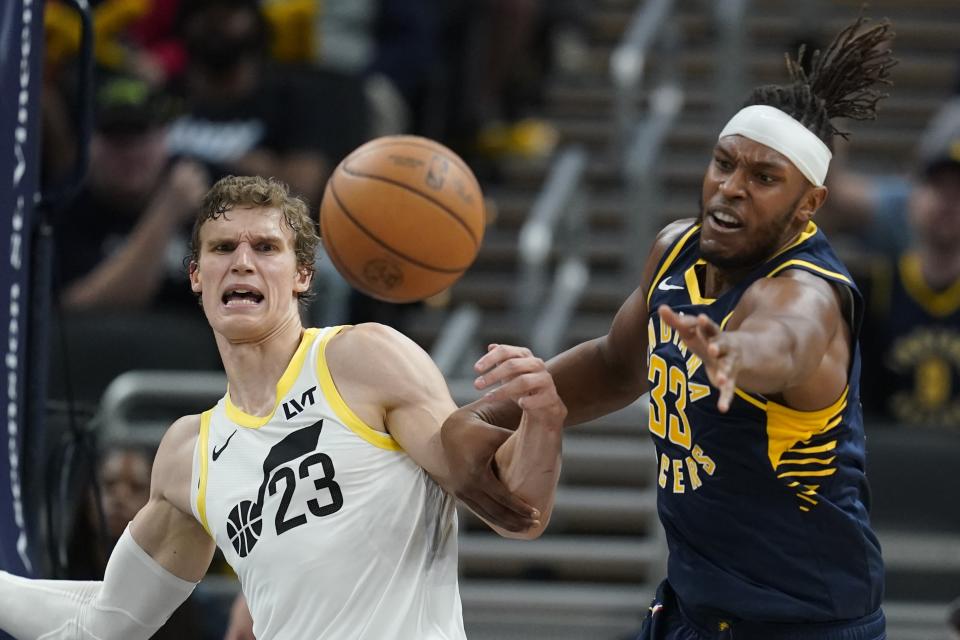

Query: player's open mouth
[222,288,265,306]
[707,208,743,230]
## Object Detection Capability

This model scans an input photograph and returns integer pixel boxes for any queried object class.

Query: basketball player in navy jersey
[444,16,896,640]
[0,175,563,640]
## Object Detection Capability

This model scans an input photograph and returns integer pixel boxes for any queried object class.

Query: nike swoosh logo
[212,429,238,461]
[657,277,685,291]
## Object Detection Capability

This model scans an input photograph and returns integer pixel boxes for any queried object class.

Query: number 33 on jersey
[646,314,717,494]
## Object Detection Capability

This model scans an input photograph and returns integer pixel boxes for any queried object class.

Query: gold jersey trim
[684,259,717,305]
[317,326,403,452]
[225,329,320,428]
[766,258,851,284]
[768,221,819,262]
[899,252,960,318]
[646,223,701,307]
[765,387,847,470]
[196,410,213,537]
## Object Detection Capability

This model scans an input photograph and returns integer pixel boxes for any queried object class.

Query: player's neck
[701,262,755,299]
[217,315,305,416]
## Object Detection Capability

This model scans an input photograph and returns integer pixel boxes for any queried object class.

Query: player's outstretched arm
[658,269,850,412]
[439,221,693,526]
[325,324,563,538]
[0,416,216,640]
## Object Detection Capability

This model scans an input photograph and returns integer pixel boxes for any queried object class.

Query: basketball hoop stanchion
[0,0,92,604]
[0,0,54,588]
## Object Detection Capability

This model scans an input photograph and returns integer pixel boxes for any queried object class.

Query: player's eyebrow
[205,232,287,247]
[715,141,790,173]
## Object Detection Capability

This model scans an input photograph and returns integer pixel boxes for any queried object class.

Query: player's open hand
[658,305,741,412]
[474,344,567,427]
[440,414,539,532]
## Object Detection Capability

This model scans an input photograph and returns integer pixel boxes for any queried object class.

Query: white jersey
[191,326,466,640]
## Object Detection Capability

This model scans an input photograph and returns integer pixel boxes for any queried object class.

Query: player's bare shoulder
[151,414,203,514]
[649,219,697,271]
[329,323,428,383]
[327,323,453,429]
[635,218,698,300]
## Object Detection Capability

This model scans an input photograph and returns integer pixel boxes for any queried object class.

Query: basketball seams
[328,180,472,273]
[338,166,482,247]
[346,138,481,193]
[320,204,367,289]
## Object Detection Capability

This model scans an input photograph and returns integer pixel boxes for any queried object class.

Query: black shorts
[635,580,886,640]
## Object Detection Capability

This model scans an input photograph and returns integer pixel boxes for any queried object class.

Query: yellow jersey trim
[317,326,403,452]
[766,259,851,284]
[225,329,320,428]
[734,388,766,410]
[777,468,838,478]
[647,224,701,307]
[899,253,960,318]
[196,410,213,537]
[766,387,848,470]
[789,440,837,455]
[684,260,718,305]
[768,221,819,262]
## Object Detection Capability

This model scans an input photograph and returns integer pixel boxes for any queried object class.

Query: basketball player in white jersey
[0,175,564,640]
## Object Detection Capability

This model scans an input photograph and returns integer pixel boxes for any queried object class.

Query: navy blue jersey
[645,221,883,623]
[861,253,960,428]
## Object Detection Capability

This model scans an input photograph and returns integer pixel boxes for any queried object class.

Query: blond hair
[189,175,320,300]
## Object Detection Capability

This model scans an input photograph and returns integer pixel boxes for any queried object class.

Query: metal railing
[430,303,482,378]
[610,0,676,159]
[713,0,749,126]
[513,146,588,338]
[98,371,226,444]
[430,144,591,372]
[610,0,685,276]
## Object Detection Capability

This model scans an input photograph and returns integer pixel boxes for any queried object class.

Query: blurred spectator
[54,72,209,312]
[44,0,187,87]
[67,443,203,639]
[438,0,588,163]
[167,0,368,206]
[857,100,960,429]
[259,0,439,137]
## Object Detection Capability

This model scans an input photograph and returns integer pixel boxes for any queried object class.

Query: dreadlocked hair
[742,13,896,150]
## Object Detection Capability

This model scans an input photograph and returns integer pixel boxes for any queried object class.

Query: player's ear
[799,185,828,222]
[294,265,312,294]
[189,261,202,293]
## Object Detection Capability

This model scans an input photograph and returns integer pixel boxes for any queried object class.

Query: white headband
[718,105,832,186]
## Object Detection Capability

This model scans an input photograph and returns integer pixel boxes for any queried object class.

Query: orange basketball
[319,135,486,303]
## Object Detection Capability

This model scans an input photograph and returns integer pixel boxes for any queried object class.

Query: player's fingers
[718,382,734,413]
[475,356,545,391]
[657,305,697,333]
[696,314,721,337]
[475,343,534,374]
[459,483,539,532]
[484,371,552,403]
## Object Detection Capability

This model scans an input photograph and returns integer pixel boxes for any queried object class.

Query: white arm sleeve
[0,526,198,640]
